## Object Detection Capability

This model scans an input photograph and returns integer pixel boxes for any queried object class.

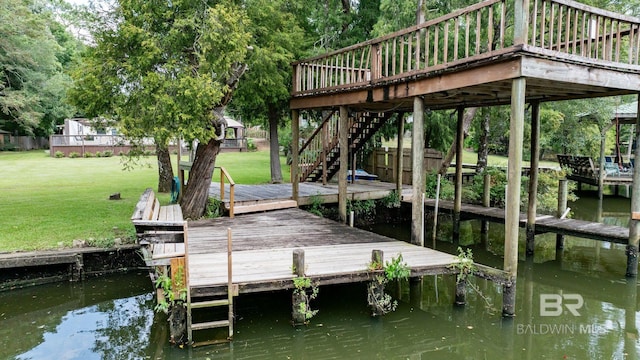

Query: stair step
[191,320,230,331]
[191,299,229,309]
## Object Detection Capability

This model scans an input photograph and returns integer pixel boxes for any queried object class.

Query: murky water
[2,192,640,359]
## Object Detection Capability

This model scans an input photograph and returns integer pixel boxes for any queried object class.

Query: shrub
[247,138,257,151]
[95,151,103,157]
[54,151,65,158]
[69,152,81,158]
[83,152,94,158]
[102,150,114,157]
[425,171,455,200]
[0,143,17,151]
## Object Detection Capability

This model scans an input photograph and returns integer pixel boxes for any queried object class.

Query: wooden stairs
[185,227,236,346]
[299,111,393,183]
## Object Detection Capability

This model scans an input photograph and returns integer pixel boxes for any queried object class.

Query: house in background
[50,116,247,157]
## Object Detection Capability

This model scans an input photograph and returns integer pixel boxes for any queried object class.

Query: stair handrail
[298,110,337,155]
[217,166,236,218]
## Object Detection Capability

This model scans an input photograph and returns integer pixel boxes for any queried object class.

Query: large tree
[69,0,251,218]
[0,0,77,136]
[231,0,304,183]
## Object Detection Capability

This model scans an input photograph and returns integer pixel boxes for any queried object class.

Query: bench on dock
[131,188,186,245]
[557,155,600,185]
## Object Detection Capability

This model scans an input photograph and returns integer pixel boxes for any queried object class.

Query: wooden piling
[339,106,349,223]
[481,174,491,234]
[291,110,300,202]
[627,97,640,277]
[455,279,466,306]
[526,101,541,257]
[556,179,568,250]
[368,250,386,316]
[396,112,405,194]
[292,249,307,325]
[503,77,526,317]
[453,107,464,243]
[411,97,425,246]
[293,249,305,277]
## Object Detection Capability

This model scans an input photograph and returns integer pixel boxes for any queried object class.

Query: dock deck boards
[181,208,458,297]
[209,181,412,207]
[420,199,629,244]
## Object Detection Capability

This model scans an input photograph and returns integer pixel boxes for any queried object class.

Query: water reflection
[3,195,640,359]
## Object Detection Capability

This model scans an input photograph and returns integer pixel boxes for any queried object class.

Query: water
[2,193,640,359]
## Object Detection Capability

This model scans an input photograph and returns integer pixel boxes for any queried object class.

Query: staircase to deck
[299,111,393,183]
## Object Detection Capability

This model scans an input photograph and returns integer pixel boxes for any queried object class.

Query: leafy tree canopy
[0,0,78,136]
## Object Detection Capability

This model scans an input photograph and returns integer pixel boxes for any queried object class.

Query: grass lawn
[0,150,289,252]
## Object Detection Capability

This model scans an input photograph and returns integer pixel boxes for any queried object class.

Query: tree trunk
[269,109,283,184]
[179,64,247,218]
[476,109,490,174]
[179,137,221,219]
[438,107,478,175]
[156,142,174,193]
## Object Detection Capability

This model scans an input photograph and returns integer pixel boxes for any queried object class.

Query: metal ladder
[185,226,235,346]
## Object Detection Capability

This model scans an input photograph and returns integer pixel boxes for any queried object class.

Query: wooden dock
[419,199,629,244]
[149,208,460,297]
[208,181,412,212]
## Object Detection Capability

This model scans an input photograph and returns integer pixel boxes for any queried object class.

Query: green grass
[0,150,289,252]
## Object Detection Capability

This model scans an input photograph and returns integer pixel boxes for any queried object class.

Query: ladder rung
[192,338,231,347]
[191,320,230,331]
[191,299,229,309]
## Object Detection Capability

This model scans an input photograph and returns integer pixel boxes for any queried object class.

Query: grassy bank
[0,150,289,252]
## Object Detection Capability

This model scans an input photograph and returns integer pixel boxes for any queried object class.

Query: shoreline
[0,245,147,291]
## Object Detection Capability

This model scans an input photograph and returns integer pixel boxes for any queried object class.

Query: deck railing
[292,0,640,95]
[527,0,640,64]
[217,166,236,218]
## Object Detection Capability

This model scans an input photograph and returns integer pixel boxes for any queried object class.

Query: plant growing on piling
[154,266,187,314]
[448,247,496,314]
[367,254,410,316]
[291,275,319,324]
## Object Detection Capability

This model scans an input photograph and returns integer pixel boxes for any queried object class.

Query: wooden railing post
[371,44,381,80]
[514,0,530,45]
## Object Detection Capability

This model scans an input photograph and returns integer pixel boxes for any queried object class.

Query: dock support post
[526,101,540,258]
[556,179,568,250]
[291,110,300,203]
[481,174,491,234]
[625,278,638,357]
[411,97,425,246]
[368,250,386,316]
[627,98,640,277]
[396,112,405,194]
[339,106,349,223]
[292,249,307,325]
[503,77,526,317]
[455,278,466,306]
[453,107,464,244]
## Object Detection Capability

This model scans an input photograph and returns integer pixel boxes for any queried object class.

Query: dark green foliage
[425,172,455,201]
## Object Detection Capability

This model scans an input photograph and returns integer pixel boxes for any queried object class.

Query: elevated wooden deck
[151,208,461,297]
[291,0,640,112]
[419,199,628,244]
